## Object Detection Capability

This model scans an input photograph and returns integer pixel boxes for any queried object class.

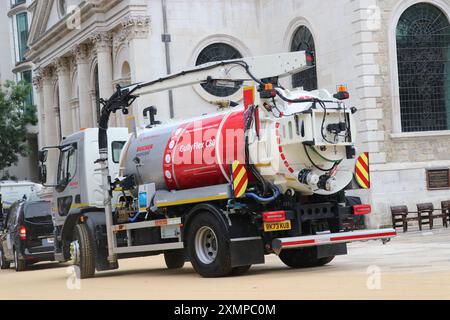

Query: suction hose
[245,186,281,204]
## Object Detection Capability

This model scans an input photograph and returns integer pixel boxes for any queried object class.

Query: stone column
[42,67,58,183]
[32,72,45,148]
[56,57,73,137]
[91,32,116,126]
[120,16,152,127]
[74,44,94,129]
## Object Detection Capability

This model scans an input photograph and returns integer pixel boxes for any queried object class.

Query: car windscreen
[24,202,52,219]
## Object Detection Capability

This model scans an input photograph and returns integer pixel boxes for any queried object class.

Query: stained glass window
[196,43,243,97]
[291,26,318,91]
[396,3,450,132]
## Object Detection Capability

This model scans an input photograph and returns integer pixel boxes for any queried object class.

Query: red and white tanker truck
[39,51,396,278]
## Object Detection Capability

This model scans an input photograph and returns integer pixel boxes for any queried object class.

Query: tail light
[353,205,372,215]
[19,226,27,240]
[263,211,286,222]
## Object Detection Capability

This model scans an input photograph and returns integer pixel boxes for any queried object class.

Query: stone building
[27,0,450,227]
[0,0,38,182]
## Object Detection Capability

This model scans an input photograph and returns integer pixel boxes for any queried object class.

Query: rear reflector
[263,211,286,222]
[19,226,27,240]
[353,204,371,215]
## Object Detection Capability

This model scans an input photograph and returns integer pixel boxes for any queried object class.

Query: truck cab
[42,128,129,265]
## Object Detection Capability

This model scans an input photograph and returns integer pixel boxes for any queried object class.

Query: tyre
[231,265,252,276]
[187,212,232,278]
[72,224,96,279]
[14,249,26,272]
[0,248,10,270]
[164,249,185,269]
[279,247,335,269]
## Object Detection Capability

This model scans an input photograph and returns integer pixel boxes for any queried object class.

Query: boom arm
[125,51,313,97]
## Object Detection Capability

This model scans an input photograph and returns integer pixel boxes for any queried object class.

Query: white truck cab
[43,128,129,264]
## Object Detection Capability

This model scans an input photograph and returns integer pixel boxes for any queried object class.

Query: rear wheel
[0,248,10,270]
[164,250,185,269]
[187,213,232,278]
[14,249,26,272]
[279,247,335,269]
[72,224,95,279]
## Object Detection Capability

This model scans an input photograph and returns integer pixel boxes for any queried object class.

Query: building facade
[0,0,38,182]
[27,0,450,228]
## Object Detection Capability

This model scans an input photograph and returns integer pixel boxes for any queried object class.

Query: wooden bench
[441,201,450,227]
[416,203,434,230]
[416,203,449,230]
[390,205,409,233]
[391,202,450,232]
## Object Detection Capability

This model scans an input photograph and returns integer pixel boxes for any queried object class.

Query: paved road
[1,228,449,300]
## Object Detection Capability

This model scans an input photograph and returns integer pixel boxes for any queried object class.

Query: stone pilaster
[73,44,94,129]
[56,57,73,137]
[41,66,58,183]
[91,32,116,126]
[32,71,45,148]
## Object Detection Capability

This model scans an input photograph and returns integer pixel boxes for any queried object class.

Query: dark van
[0,200,55,271]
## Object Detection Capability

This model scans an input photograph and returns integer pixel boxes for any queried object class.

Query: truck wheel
[187,213,232,278]
[164,250,185,269]
[0,248,10,270]
[72,224,96,279]
[279,247,335,269]
[232,265,252,276]
[14,249,26,272]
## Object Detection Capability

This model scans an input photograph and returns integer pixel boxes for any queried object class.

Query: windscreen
[24,202,52,219]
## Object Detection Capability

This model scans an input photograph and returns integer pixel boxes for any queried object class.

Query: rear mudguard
[184,203,265,268]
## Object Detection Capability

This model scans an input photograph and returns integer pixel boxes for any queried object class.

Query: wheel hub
[195,226,218,265]
[70,240,81,265]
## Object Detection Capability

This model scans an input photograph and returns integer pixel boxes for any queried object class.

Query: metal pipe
[161,0,174,119]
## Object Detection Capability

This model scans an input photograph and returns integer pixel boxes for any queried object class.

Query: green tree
[0,80,37,171]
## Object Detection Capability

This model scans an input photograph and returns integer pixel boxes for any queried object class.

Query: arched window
[396,3,450,132]
[196,43,243,97]
[291,26,318,91]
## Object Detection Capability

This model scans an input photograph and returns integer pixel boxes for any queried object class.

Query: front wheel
[279,247,335,269]
[187,213,232,278]
[14,249,26,272]
[0,248,10,270]
[71,224,95,279]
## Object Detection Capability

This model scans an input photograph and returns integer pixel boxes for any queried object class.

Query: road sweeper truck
[39,51,396,278]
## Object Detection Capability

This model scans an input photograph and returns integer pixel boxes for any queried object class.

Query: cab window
[112,141,126,163]
[57,143,78,188]
[7,203,20,230]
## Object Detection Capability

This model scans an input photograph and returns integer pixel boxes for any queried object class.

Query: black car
[0,200,55,271]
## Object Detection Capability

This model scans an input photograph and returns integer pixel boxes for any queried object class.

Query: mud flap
[230,238,265,268]
[317,243,348,259]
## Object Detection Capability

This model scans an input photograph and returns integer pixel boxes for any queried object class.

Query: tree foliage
[0,80,37,171]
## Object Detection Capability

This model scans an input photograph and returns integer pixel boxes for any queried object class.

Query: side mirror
[39,164,48,184]
[39,150,48,163]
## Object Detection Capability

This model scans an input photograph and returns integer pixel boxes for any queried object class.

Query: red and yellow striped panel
[232,161,249,198]
[355,152,370,189]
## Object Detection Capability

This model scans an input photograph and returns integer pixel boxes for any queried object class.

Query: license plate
[264,221,292,232]
[46,238,54,244]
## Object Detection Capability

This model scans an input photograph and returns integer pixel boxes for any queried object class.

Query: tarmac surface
[0,227,449,300]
